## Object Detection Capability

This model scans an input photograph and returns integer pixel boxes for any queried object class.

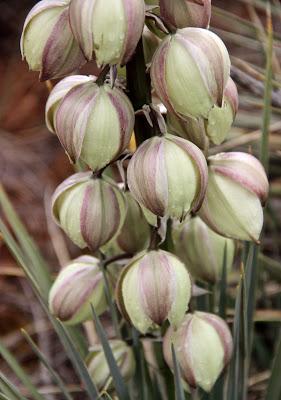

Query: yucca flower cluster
[21,0,269,395]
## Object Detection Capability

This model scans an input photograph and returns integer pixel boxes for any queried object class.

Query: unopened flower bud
[49,256,106,325]
[199,152,269,242]
[173,217,235,284]
[45,75,94,133]
[127,134,208,220]
[160,0,211,30]
[116,250,192,334]
[151,28,230,120]
[87,340,136,390]
[167,112,209,152]
[52,172,126,251]
[163,312,233,392]
[53,80,134,171]
[69,0,145,66]
[20,0,85,81]
[116,192,151,254]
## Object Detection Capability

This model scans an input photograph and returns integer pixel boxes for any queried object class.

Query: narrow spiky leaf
[91,305,131,400]
[265,335,281,400]
[219,243,228,319]
[0,341,44,400]
[0,372,27,400]
[226,269,248,400]
[21,330,73,400]
[171,344,185,400]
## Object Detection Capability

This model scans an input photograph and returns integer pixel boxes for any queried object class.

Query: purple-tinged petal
[55,82,98,163]
[51,266,102,321]
[106,87,135,156]
[51,171,91,223]
[120,0,145,65]
[80,179,126,252]
[224,77,239,114]
[151,37,177,115]
[20,0,70,57]
[138,252,175,325]
[198,312,233,365]
[160,0,211,30]
[209,152,269,205]
[41,8,86,81]
[168,135,208,212]
[176,28,230,107]
[45,75,95,133]
[69,0,96,61]
[128,137,168,216]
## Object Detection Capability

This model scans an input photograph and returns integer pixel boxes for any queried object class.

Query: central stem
[126,39,154,146]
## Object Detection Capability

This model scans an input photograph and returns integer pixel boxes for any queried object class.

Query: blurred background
[0,1,281,399]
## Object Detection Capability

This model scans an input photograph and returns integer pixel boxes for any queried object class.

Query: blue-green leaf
[91,305,131,400]
[0,340,44,400]
[21,329,73,400]
[171,344,185,400]
[0,372,27,400]
[265,334,281,400]
[226,268,248,400]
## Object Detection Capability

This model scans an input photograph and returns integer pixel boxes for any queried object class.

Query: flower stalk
[126,39,154,145]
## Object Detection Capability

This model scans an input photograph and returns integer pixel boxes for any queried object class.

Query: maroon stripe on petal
[51,172,91,223]
[121,0,145,65]
[21,0,69,57]
[107,90,133,155]
[128,138,167,216]
[178,316,197,388]
[224,77,239,114]
[151,38,176,114]
[41,8,86,81]
[102,184,122,241]
[80,183,95,248]
[159,0,177,29]
[138,251,174,325]
[80,180,122,251]
[69,0,95,61]
[169,136,208,212]
[52,267,102,321]
[55,82,98,163]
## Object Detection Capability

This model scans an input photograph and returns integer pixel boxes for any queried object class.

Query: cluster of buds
[163,312,233,392]
[173,216,235,284]
[116,250,192,333]
[49,256,107,325]
[21,0,270,394]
